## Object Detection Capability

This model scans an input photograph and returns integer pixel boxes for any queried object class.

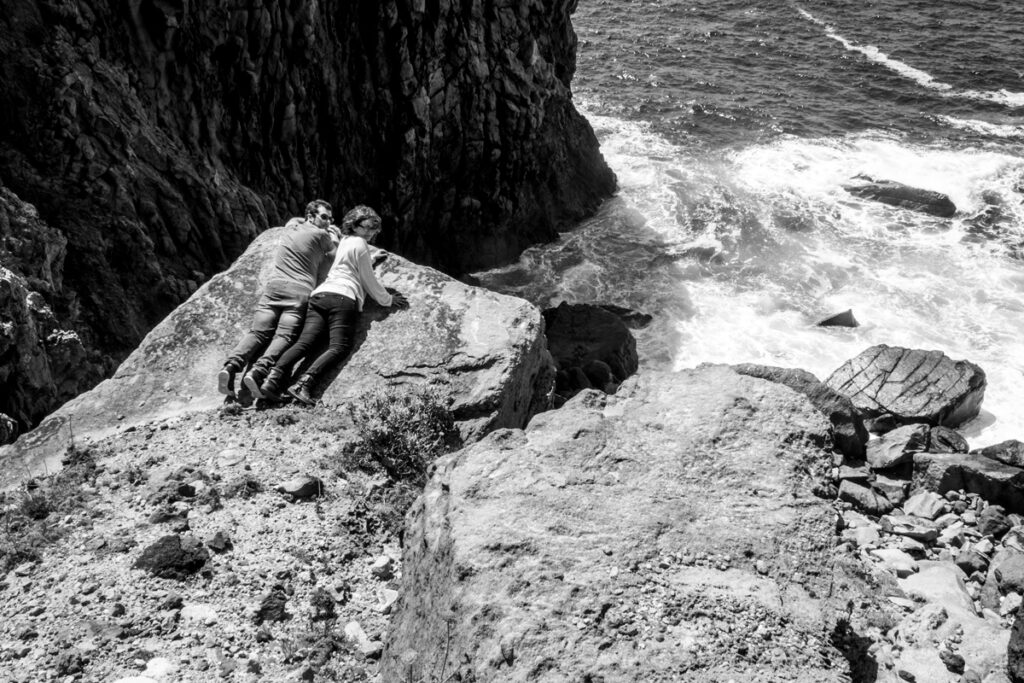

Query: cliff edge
[0,0,614,437]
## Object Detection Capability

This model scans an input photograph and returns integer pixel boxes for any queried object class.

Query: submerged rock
[545,302,639,402]
[826,344,986,432]
[817,309,859,328]
[843,176,957,217]
[385,366,854,681]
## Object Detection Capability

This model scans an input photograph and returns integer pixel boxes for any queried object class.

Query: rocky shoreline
[5,235,1024,681]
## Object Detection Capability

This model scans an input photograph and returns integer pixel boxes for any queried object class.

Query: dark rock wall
[0,0,614,436]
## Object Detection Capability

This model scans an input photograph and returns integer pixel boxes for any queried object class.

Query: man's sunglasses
[316,212,332,221]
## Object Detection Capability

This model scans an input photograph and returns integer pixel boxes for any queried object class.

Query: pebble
[370,556,395,581]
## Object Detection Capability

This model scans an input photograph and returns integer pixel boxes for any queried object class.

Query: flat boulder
[1,228,551,482]
[867,423,929,470]
[384,366,856,681]
[732,363,868,461]
[914,452,1024,515]
[843,176,957,217]
[826,345,986,432]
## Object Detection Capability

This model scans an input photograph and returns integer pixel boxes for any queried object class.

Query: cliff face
[0,0,615,436]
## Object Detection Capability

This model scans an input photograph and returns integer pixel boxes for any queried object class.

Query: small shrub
[344,385,458,486]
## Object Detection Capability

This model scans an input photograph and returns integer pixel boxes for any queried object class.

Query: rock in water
[544,302,639,401]
[384,366,854,681]
[732,363,868,461]
[826,345,986,432]
[842,176,957,217]
[817,309,859,328]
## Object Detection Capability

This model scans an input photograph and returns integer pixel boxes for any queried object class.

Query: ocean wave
[934,114,1024,139]
[797,7,1024,108]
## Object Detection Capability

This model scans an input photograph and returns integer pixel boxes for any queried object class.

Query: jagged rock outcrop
[733,363,868,461]
[0,189,109,441]
[385,366,853,681]
[0,226,552,482]
[826,344,986,433]
[0,0,614,433]
[843,176,957,217]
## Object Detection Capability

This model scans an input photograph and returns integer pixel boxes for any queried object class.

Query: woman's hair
[304,199,332,219]
[341,205,381,235]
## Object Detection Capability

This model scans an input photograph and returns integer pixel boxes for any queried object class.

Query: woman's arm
[354,239,393,306]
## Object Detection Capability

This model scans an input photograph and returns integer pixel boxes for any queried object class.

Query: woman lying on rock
[243,205,408,405]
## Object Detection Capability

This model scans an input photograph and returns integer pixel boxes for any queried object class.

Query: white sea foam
[797,7,1024,109]
[572,110,1024,443]
[935,114,1024,138]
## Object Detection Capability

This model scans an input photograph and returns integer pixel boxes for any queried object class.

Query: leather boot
[218,360,242,396]
[258,367,287,402]
[241,364,269,399]
[287,374,317,406]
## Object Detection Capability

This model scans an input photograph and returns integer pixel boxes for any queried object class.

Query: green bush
[345,385,458,486]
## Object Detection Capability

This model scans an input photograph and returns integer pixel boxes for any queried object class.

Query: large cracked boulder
[733,363,868,461]
[843,176,957,217]
[384,366,853,682]
[826,345,986,433]
[1,227,551,483]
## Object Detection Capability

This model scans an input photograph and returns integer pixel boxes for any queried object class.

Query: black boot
[287,374,317,406]
[259,367,287,402]
[242,364,270,399]
[218,360,242,396]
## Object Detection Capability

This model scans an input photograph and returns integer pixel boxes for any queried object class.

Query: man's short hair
[341,205,381,234]
[305,199,332,219]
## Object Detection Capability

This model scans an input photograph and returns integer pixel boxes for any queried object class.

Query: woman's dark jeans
[274,292,359,383]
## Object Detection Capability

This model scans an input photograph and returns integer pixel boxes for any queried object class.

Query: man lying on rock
[218,199,340,401]
[246,205,409,406]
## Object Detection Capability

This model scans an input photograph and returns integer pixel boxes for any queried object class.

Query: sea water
[473,0,1024,446]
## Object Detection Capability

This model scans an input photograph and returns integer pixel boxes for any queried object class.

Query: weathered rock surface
[976,441,1024,469]
[826,344,986,432]
[915,453,1024,515]
[0,190,108,439]
[1,228,551,482]
[868,423,930,470]
[733,363,869,461]
[843,176,958,217]
[0,0,614,433]
[385,366,852,681]
[840,479,895,515]
[895,563,1008,682]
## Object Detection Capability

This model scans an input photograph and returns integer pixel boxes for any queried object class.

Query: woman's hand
[389,291,409,309]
